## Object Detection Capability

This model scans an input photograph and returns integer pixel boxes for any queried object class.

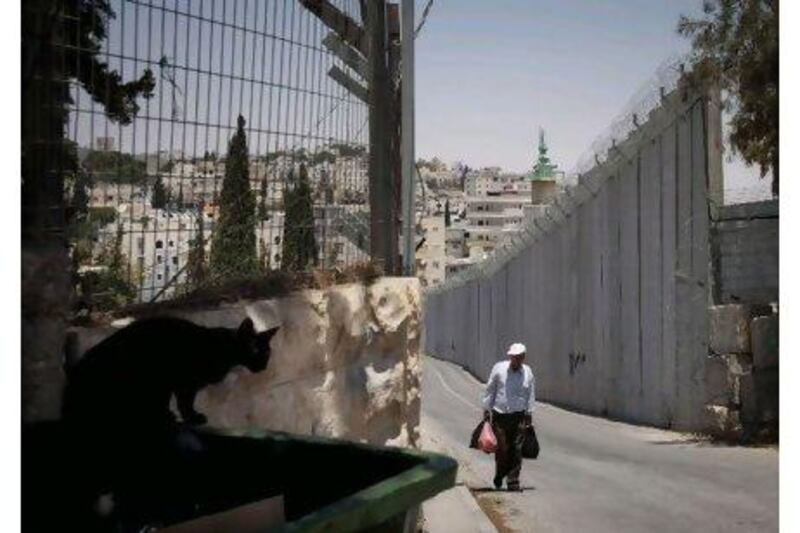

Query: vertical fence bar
[401,0,415,275]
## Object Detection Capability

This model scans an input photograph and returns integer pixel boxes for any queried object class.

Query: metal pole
[401,0,415,275]
[366,0,394,273]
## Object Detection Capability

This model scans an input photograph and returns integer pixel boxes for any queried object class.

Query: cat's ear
[237,317,256,339]
[255,326,280,351]
[260,326,280,342]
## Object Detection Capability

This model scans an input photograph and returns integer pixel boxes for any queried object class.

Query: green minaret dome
[530,128,558,181]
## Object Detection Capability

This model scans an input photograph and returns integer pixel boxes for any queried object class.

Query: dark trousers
[493,411,526,487]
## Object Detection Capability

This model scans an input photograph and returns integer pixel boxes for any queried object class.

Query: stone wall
[705,304,778,441]
[712,200,778,305]
[66,278,422,448]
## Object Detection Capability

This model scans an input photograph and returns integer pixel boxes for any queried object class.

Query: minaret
[529,128,559,204]
[532,128,557,180]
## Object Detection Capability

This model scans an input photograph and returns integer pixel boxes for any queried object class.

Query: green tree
[210,115,258,280]
[282,163,318,270]
[258,177,268,220]
[22,0,155,419]
[152,175,168,209]
[177,181,185,210]
[678,0,778,195]
[444,199,451,227]
[186,208,206,288]
[82,149,148,184]
[69,164,92,222]
[84,224,136,310]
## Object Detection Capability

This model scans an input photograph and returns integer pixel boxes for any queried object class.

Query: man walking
[482,342,535,491]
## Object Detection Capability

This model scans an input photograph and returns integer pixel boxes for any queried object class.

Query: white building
[465,171,532,197]
[461,195,532,256]
[415,216,447,288]
[96,205,198,302]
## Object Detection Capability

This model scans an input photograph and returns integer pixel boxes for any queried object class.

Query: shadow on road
[471,486,536,493]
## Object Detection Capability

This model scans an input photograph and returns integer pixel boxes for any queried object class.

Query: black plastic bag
[522,424,540,459]
[469,420,483,449]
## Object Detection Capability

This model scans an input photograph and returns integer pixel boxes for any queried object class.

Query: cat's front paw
[184,412,207,426]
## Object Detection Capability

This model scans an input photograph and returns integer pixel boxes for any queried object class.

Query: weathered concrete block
[704,405,742,438]
[740,368,779,428]
[751,315,779,370]
[708,304,771,355]
[755,368,779,423]
[739,372,758,426]
[728,353,754,376]
[705,355,734,406]
[705,353,754,408]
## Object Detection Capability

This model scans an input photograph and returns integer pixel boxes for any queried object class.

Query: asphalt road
[419,355,779,533]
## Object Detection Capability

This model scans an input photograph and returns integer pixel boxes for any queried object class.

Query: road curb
[421,484,498,533]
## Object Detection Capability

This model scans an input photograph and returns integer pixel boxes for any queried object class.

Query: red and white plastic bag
[477,421,498,454]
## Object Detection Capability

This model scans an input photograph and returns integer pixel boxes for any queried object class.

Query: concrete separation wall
[424,88,721,431]
[66,278,422,447]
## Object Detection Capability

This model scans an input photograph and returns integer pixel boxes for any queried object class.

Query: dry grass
[78,262,386,325]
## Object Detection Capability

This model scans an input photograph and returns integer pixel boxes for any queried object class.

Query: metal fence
[42,0,373,308]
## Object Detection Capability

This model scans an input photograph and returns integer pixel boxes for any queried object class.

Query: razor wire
[425,55,699,296]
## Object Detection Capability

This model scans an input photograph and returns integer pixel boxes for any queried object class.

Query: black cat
[61,316,280,530]
[63,316,279,430]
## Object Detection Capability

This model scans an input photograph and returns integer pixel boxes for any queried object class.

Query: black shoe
[506,483,521,492]
[493,476,502,490]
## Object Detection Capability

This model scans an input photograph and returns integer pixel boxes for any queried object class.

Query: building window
[169,240,174,247]
[155,240,163,249]
[172,257,178,265]
[157,274,162,281]
[137,237,144,255]
[274,236,281,245]
[157,255,163,264]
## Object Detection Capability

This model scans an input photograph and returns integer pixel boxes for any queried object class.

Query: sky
[414,0,772,202]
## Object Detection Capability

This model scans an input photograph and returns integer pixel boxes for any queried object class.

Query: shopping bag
[477,421,498,454]
[521,424,540,459]
[469,420,483,449]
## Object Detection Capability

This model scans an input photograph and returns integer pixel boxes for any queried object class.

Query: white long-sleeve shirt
[482,360,535,414]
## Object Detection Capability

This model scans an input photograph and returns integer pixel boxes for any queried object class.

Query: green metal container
[23,423,457,532]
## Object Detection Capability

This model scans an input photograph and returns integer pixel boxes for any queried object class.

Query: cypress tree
[210,115,258,280]
[186,207,206,288]
[152,175,167,209]
[444,199,451,227]
[282,163,318,270]
[258,177,268,220]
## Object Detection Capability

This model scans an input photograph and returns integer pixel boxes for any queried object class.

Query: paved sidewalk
[422,485,497,533]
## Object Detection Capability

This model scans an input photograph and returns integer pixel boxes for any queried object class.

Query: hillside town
[71,128,565,302]
[72,136,371,303]
[414,129,567,287]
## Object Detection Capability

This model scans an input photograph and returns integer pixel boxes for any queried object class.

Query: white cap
[507,342,526,356]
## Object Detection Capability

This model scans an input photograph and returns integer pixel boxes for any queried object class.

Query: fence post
[401,0,415,275]
[366,0,398,274]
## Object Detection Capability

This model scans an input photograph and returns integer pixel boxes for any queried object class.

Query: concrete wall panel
[423,93,713,431]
